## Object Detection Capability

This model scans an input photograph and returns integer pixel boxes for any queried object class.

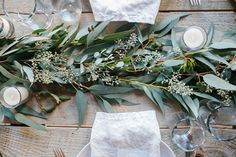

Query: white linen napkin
[90,111,161,157]
[89,0,161,24]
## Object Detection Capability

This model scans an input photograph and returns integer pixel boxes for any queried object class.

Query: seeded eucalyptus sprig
[0,14,236,129]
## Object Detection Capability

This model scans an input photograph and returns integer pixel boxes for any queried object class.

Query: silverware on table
[53,148,65,157]
[190,0,201,5]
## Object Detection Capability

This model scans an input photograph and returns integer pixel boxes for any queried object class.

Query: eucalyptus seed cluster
[31,51,79,84]
[88,65,120,86]
[115,33,138,59]
[163,73,193,96]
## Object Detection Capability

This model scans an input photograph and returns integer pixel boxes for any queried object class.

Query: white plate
[77,141,176,157]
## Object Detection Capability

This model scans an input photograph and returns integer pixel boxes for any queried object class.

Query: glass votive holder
[0,111,4,123]
[180,26,207,51]
[0,86,30,109]
[0,17,15,39]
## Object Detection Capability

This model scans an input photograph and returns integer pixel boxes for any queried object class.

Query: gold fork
[53,148,66,157]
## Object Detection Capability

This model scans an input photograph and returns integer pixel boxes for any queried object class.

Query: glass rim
[2,0,37,22]
[206,105,236,141]
[182,26,207,51]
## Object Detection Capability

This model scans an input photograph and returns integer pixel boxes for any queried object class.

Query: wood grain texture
[0,127,185,157]
[0,127,235,157]
[0,0,235,15]
[81,0,235,12]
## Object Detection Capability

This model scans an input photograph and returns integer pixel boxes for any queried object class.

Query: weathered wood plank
[0,127,185,157]
[82,0,236,12]
[0,0,234,15]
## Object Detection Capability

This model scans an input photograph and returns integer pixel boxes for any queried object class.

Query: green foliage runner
[0,14,236,129]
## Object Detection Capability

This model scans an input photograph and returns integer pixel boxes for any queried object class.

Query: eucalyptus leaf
[194,56,216,73]
[59,27,78,48]
[1,48,19,57]
[154,13,190,32]
[75,90,88,126]
[22,65,34,83]
[103,93,130,99]
[193,92,218,101]
[15,113,46,131]
[172,93,189,112]
[22,36,49,44]
[102,30,132,41]
[205,24,214,47]
[0,40,21,56]
[75,43,113,62]
[87,21,110,45]
[210,41,236,49]
[89,85,133,95]
[156,18,179,37]
[163,60,185,67]
[0,65,30,84]
[97,97,114,113]
[182,96,199,118]
[135,24,143,43]
[15,104,47,119]
[0,106,15,120]
[151,89,165,112]
[58,95,71,101]
[203,74,236,91]
[171,29,181,52]
[202,52,229,65]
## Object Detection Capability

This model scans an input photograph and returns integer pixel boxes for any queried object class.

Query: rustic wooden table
[0,0,236,157]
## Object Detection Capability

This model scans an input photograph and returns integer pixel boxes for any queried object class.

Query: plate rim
[77,141,176,157]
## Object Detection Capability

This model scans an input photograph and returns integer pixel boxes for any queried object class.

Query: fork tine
[190,0,194,5]
[59,148,66,157]
[53,148,65,157]
[198,0,201,5]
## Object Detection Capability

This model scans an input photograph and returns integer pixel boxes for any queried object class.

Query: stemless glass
[3,0,53,30]
[167,112,205,152]
[207,103,236,141]
[52,0,82,26]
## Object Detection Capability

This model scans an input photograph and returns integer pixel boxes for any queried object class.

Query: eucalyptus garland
[0,13,236,130]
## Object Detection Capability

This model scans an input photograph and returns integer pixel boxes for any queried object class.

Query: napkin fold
[89,0,161,24]
[90,111,161,157]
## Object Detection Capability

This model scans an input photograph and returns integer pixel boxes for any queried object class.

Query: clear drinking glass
[207,103,236,141]
[52,0,82,26]
[167,112,205,152]
[3,0,53,30]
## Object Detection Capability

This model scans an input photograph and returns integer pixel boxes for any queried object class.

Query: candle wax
[183,27,205,49]
[16,86,29,101]
[3,87,21,106]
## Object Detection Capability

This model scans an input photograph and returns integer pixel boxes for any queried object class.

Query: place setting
[0,0,236,157]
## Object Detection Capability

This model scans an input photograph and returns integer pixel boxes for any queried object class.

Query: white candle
[2,87,21,107]
[183,26,207,50]
[16,86,29,102]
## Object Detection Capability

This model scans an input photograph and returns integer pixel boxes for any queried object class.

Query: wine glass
[3,0,53,30]
[167,112,205,152]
